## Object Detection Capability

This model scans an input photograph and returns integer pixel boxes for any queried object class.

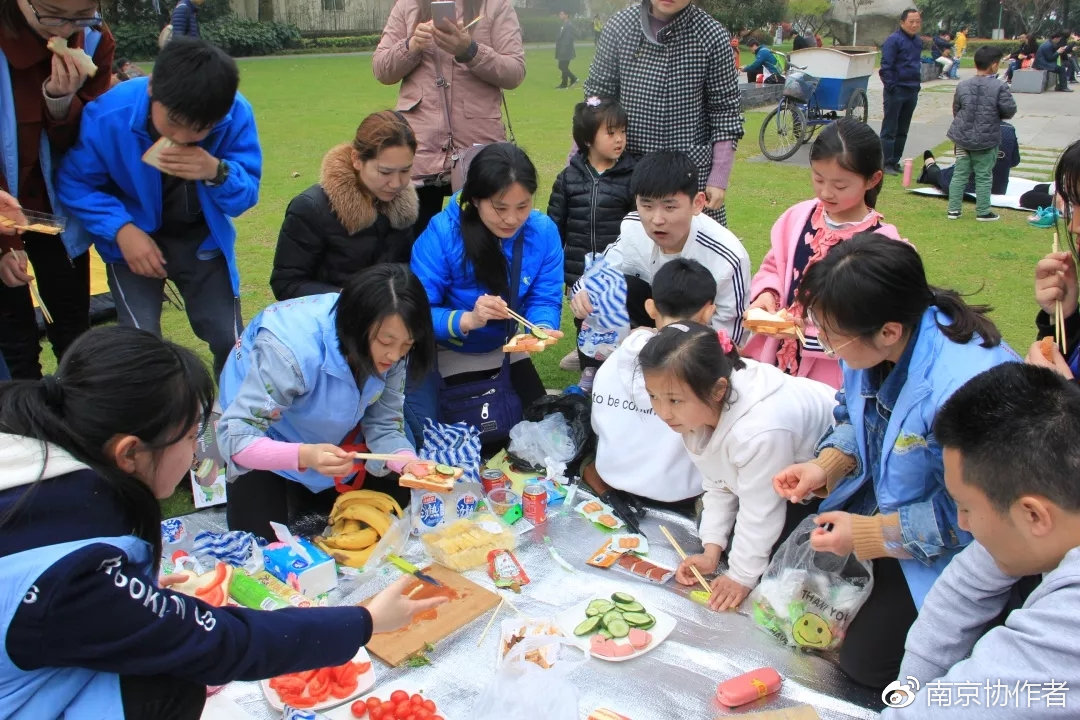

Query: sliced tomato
[335,675,359,698]
[298,669,319,683]
[351,699,368,717]
[355,661,372,674]
[283,693,317,708]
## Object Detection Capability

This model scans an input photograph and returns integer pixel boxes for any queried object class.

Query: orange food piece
[618,537,640,549]
[355,661,372,674]
[283,693,316,708]
[583,501,602,513]
[597,514,617,528]
[1041,336,1056,361]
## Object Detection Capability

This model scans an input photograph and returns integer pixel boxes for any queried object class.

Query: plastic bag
[507,413,578,469]
[577,255,630,362]
[748,516,873,652]
[419,418,482,483]
[473,631,588,720]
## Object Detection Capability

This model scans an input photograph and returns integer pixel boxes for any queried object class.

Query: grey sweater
[946,75,1017,151]
[883,542,1080,718]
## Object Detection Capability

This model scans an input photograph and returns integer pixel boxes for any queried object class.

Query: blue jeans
[880,85,920,167]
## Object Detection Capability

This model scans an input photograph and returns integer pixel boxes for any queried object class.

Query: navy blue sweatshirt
[1,438,373,685]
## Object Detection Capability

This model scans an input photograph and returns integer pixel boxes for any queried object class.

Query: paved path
[748,70,1080,169]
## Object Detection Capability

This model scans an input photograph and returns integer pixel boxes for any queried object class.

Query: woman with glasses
[0,0,114,380]
[408,143,563,449]
[771,233,1019,692]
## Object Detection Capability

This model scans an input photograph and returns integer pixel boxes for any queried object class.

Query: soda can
[160,517,186,545]
[480,468,509,494]
[522,484,547,525]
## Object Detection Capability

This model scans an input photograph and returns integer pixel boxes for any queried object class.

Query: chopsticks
[15,251,52,324]
[1055,233,1066,352]
[352,452,406,462]
[504,307,547,336]
[658,524,712,596]
[463,14,483,29]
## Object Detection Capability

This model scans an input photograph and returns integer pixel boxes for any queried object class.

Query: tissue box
[263,538,337,597]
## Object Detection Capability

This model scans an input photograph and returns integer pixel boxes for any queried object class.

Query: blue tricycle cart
[758,46,879,161]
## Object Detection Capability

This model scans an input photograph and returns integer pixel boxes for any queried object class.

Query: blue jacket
[0,438,374,717]
[55,77,261,295]
[744,46,780,76]
[0,28,101,259]
[818,307,1019,607]
[880,29,925,89]
[217,293,413,492]
[1035,40,1061,70]
[171,0,200,37]
[931,35,953,60]
[410,194,564,353]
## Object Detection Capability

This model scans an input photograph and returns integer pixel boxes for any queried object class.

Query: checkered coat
[583,1,743,224]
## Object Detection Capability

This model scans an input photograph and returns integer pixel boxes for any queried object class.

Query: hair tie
[716,330,734,354]
[586,96,602,107]
[40,375,64,410]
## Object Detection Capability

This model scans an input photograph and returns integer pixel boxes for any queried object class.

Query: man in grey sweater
[946,46,1016,222]
[882,363,1080,718]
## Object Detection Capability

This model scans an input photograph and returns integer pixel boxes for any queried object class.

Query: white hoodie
[590,328,705,502]
[683,360,836,588]
[0,433,89,492]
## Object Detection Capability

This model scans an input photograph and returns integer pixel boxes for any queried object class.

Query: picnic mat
[186,501,882,720]
[908,176,1054,211]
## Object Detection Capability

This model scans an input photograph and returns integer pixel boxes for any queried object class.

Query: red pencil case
[716,667,782,707]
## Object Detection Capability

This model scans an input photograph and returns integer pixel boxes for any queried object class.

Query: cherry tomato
[390,690,409,704]
[406,715,417,720]
[366,697,382,711]
[414,709,432,720]
[393,703,412,720]
[411,694,424,705]
[422,700,437,712]
[381,701,395,713]
[351,700,369,718]
[369,708,384,720]
[431,715,445,720]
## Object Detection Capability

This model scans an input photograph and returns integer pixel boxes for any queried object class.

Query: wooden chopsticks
[659,524,712,595]
[1055,233,1066,352]
[15,251,52,324]
[352,452,406,462]
[504,307,547,336]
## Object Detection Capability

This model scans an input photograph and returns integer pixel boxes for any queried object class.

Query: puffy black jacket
[547,152,636,286]
[271,144,419,300]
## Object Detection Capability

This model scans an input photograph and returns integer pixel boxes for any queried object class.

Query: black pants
[880,85,920,168]
[558,59,577,87]
[120,674,206,720]
[0,233,90,380]
[1045,64,1069,90]
[577,274,654,371]
[414,183,453,239]
[226,468,412,542]
[837,556,918,691]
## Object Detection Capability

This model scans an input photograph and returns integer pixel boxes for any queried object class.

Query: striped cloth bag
[419,418,483,484]
[578,256,630,360]
[193,530,264,574]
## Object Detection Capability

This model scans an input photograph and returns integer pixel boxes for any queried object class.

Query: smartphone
[431,0,456,28]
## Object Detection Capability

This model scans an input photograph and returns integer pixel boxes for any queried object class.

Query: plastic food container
[487,487,519,516]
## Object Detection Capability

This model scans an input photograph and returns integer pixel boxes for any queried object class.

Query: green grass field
[100,47,1052,517]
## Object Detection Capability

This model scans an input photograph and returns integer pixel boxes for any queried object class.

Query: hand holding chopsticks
[658,525,713,596]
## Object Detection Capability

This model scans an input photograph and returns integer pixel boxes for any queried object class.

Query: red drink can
[522,484,547,525]
[481,468,508,494]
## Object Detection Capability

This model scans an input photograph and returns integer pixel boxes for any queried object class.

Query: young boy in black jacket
[547,98,636,376]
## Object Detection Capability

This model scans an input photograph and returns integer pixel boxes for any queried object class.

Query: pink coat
[742,198,905,389]
[372,0,525,181]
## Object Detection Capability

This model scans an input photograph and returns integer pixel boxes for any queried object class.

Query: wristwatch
[455,41,478,63]
[205,159,229,187]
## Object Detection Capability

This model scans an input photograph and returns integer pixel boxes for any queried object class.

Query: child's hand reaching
[1035,251,1078,318]
[363,576,449,634]
[747,291,779,314]
[1026,340,1074,379]
[772,462,827,503]
[707,574,752,612]
[809,511,854,556]
[675,549,720,587]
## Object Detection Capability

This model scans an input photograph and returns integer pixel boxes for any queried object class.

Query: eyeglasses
[27,0,102,27]
[808,311,859,358]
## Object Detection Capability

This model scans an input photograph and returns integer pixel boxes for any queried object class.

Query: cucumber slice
[586,606,600,617]
[530,326,549,340]
[611,592,635,604]
[574,616,601,636]
[590,601,614,615]
[637,614,656,630]
[601,610,624,629]
[607,619,630,638]
[615,601,645,614]
[623,612,652,627]
[599,629,613,640]
[435,464,456,475]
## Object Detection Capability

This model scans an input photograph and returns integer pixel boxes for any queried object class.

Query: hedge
[111,18,302,60]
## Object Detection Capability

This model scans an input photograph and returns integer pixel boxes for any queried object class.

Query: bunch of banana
[314,490,404,568]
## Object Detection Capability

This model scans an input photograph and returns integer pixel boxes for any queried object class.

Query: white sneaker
[559,350,580,371]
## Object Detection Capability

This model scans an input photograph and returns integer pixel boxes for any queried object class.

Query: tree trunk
[259,0,274,22]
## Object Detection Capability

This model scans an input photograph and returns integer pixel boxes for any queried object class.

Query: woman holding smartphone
[372,0,525,237]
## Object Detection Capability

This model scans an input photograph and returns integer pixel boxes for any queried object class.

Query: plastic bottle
[756,73,764,85]
[902,158,913,187]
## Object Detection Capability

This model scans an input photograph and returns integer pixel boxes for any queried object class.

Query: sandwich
[399,463,464,492]
[503,333,558,353]
[141,137,177,172]
[743,307,799,337]
[46,36,98,77]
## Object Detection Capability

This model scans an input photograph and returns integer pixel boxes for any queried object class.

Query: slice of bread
[46,36,98,77]
[502,333,558,353]
[141,137,177,172]
[743,307,798,336]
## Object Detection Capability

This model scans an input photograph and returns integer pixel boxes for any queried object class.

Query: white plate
[261,647,375,713]
[323,683,452,720]
[555,599,676,663]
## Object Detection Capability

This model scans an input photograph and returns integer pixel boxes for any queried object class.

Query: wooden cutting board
[363,564,500,667]
[733,706,821,720]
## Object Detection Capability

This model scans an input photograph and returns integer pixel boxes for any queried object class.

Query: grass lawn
[94,46,1051,517]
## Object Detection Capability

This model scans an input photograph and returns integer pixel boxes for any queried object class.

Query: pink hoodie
[742,198,905,389]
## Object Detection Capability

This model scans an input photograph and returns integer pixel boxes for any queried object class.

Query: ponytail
[637,322,745,411]
[0,327,215,571]
[930,287,1001,347]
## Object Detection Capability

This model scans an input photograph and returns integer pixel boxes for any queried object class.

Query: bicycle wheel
[759,101,807,161]
[845,88,869,123]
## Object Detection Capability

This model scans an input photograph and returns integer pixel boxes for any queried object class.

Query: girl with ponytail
[637,321,835,612]
[0,326,443,719]
[772,232,1019,691]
